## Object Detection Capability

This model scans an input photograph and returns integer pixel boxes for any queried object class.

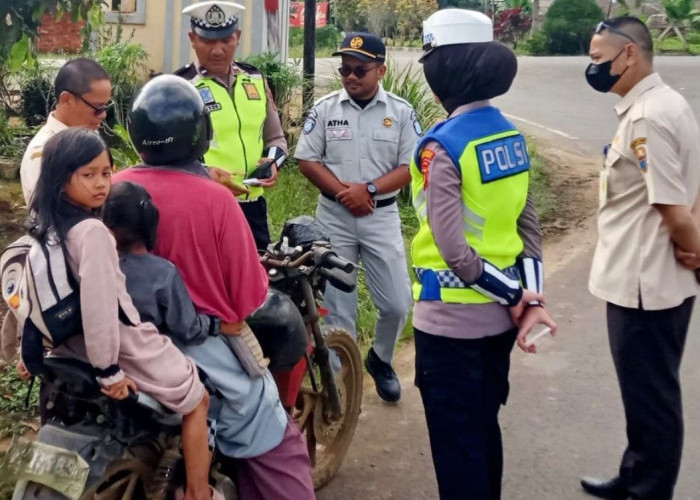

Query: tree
[658,0,700,51]
[330,0,365,33]
[437,0,482,7]
[503,0,533,16]
[361,0,397,38]
[395,0,439,42]
[543,0,604,54]
[0,0,103,69]
[494,7,532,48]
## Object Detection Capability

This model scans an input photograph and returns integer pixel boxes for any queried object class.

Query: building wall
[110,0,289,74]
[36,13,85,53]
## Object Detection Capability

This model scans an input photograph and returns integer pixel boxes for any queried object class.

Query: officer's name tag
[326,128,352,141]
[476,135,530,183]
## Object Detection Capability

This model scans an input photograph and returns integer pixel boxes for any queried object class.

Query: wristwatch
[366,182,378,197]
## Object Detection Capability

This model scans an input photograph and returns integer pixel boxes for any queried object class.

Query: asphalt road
[315,55,700,500]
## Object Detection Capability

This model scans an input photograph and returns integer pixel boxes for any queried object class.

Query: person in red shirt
[114,75,315,500]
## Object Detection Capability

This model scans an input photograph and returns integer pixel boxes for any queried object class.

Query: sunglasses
[67,91,114,116]
[595,21,636,44]
[337,65,377,79]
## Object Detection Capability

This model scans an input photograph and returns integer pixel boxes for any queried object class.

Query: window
[105,0,146,24]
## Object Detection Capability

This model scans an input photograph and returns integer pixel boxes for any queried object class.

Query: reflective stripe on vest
[410,106,530,304]
[193,74,267,201]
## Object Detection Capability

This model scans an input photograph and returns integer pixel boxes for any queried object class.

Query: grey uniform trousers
[315,196,412,364]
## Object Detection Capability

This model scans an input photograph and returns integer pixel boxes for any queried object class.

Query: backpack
[1,231,82,374]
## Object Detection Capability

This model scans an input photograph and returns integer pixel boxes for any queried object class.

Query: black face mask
[585,48,627,93]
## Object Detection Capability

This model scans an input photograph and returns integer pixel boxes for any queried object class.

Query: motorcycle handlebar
[318,267,356,293]
[319,251,354,273]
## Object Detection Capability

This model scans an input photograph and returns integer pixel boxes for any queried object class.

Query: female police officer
[410,9,557,500]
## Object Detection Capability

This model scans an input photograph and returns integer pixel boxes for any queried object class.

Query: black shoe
[580,476,626,500]
[365,348,401,402]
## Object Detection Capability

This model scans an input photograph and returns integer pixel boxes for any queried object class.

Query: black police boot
[580,476,626,500]
[365,347,401,403]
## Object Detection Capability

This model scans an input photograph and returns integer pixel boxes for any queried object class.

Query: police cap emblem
[205,5,226,26]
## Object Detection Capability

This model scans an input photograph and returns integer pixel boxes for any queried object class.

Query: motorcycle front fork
[300,278,343,421]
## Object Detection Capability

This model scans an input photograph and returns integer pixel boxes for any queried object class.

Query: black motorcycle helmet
[127,74,212,166]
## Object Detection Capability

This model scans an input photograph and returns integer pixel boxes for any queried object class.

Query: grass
[655,35,700,54]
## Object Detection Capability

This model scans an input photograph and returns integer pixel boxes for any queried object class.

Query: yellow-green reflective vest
[410,106,530,304]
[192,70,268,201]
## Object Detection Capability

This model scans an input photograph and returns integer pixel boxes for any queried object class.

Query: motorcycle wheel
[294,328,363,490]
[79,458,150,500]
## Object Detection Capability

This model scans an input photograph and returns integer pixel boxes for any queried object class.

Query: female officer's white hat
[420,9,493,61]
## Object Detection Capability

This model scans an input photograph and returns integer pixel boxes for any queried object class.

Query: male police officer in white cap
[411,9,555,500]
[177,1,287,251]
[295,32,421,403]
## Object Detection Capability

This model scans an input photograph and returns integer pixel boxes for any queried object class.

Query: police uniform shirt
[20,113,69,205]
[589,73,700,310]
[184,59,287,156]
[294,85,421,198]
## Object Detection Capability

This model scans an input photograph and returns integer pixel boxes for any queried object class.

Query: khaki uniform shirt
[20,113,68,205]
[589,73,700,310]
[294,85,421,199]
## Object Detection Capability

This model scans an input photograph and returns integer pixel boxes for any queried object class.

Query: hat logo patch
[205,5,226,26]
[350,37,364,49]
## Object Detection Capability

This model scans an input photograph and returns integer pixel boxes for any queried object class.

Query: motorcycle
[7,216,363,498]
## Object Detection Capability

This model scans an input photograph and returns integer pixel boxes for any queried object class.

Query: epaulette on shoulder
[314,90,341,107]
[386,92,413,109]
[235,61,263,75]
[173,63,197,79]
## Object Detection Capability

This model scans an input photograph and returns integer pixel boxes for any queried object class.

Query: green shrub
[19,66,55,127]
[0,108,31,166]
[289,25,340,50]
[521,29,550,55]
[543,0,604,54]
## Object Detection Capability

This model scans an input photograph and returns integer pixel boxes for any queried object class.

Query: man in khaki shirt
[582,17,700,500]
[20,58,112,206]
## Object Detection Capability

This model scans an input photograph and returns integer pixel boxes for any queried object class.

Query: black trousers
[607,297,695,500]
[415,327,517,500]
[239,197,271,251]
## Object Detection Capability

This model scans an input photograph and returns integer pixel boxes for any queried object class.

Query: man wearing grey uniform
[295,32,420,402]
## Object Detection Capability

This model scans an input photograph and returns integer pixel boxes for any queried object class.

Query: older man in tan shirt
[581,17,700,500]
[20,58,111,206]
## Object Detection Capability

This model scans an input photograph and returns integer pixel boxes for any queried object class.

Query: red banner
[289,2,328,28]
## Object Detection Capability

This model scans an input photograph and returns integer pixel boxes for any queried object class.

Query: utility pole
[302,0,316,114]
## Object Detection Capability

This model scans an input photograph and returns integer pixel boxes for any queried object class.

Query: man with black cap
[177,1,287,251]
[295,32,421,403]
[410,9,556,500]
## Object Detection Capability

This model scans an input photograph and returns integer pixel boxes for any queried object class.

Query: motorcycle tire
[296,328,363,490]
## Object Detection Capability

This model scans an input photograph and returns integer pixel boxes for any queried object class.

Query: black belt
[322,192,396,208]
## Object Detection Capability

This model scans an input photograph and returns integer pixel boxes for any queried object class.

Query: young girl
[103,181,220,345]
[27,127,213,500]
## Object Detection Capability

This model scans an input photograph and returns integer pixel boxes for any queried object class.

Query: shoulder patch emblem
[420,149,436,190]
[631,137,648,172]
[411,110,423,137]
[303,108,318,135]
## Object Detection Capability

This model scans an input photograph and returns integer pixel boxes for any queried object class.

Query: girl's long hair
[29,127,112,243]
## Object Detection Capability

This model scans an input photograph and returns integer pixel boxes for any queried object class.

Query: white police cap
[183,1,245,39]
[421,9,493,60]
